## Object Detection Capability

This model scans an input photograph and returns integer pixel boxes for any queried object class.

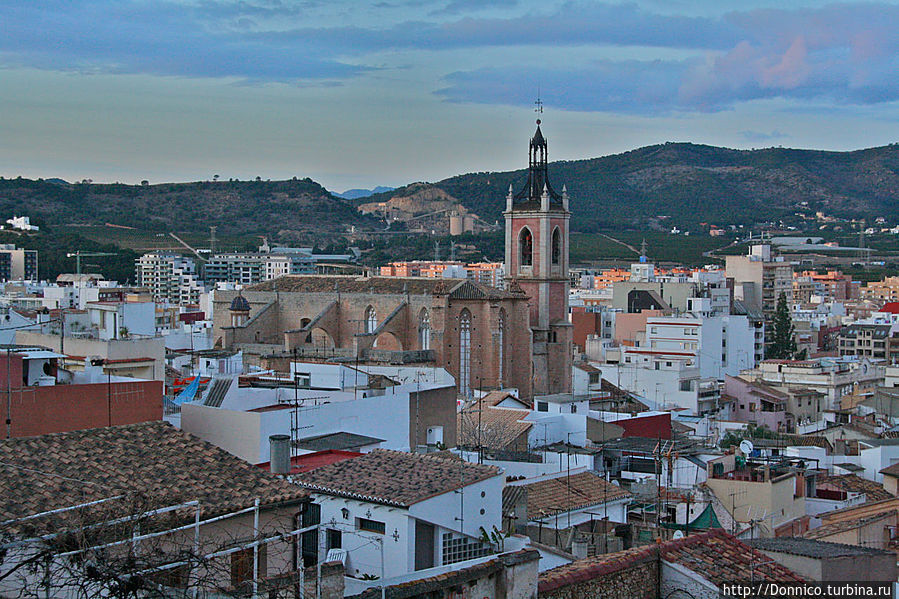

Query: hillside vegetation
[367,142,899,232]
[0,177,380,239]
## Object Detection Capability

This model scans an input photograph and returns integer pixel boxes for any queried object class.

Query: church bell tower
[504,118,572,395]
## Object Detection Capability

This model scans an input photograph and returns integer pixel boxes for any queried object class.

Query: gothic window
[551,227,561,265]
[364,306,377,334]
[419,309,431,351]
[459,310,471,397]
[519,228,533,267]
[497,309,506,384]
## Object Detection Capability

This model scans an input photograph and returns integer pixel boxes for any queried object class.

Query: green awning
[661,503,723,531]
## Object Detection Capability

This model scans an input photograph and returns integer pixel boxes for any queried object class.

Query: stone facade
[504,122,573,395]
[213,277,534,398]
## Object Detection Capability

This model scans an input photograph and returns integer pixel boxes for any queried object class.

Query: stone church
[214,120,572,398]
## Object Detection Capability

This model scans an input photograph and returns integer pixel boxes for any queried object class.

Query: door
[414,520,435,571]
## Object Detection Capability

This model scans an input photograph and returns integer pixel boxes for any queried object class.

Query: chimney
[269,434,291,475]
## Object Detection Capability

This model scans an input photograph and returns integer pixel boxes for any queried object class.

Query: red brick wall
[618,413,672,440]
[572,312,602,351]
[1,380,163,437]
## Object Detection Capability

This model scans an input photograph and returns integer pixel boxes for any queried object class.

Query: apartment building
[135,251,205,304]
[726,244,793,349]
[0,245,38,282]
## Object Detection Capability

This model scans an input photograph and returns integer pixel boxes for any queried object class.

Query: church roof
[229,293,250,312]
[511,121,565,211]
[246,275,526,300]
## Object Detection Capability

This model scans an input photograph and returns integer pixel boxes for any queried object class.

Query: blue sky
[1,0,898,192]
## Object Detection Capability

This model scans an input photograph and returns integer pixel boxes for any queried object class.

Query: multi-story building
[203,253,267,286]
[726,243,793,350]
[745,357,884,410]
[135,251,205,305]
[863,276,899,303]
[645,302,756,379]
[0,245,38,281]
[838,323,899,363]
[379,261,505,288]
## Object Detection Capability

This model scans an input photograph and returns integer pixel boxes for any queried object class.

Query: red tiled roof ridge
[538,544,659,593]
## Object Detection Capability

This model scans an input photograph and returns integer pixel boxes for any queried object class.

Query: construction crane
[66,251,117,275]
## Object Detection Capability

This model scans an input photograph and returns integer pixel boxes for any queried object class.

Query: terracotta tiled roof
[539,530,803,592]
[538,544,658,593]
[817,473,894,502]
[295,448,500,508]
[517,471,631,519]
[880,463,899,477]
[350,549,539,599]
[245,275,525,300]
[660,529,805,584]
[805,511,896,540]
[458,403,532,451]
[0,421,308,533]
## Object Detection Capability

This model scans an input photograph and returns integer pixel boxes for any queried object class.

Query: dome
[229,294,250,312]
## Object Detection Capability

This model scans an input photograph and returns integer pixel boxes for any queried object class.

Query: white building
[135,252,205,305]
[294,449,504,579]
[180,363,457,463]
[645,304,756,379]
[594,353,721,415]
[748,357,884,410]
[5,216,38,231]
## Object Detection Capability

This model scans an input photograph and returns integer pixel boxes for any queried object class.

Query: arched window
[551,227,561,266]
[419,309,431,351]
[519,228,533,267]
[459,310,471,397]
[497,309,506,384]
[364,306,377,334]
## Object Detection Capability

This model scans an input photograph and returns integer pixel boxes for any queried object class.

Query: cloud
[739,129,788,142]
[437,3,899,113]
[0,1,366,82]
[1,0,898,116]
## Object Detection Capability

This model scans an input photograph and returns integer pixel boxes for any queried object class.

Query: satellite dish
[740,440,754,455]
[672,530,685,539]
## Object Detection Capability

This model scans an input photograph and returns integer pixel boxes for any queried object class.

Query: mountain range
[364,142,899,232]
[3,142,899,239]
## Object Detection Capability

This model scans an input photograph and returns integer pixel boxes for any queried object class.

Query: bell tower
[504,118,572,395]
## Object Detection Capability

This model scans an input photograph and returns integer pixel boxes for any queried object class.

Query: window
[441,532,492,566]
[497,309,505,383]
[680,380,692,391]
[459,310,472,397]
[357,518,386,534]
[537,401,549,412]
[419,309,431,351]
[519,228,533,267]
[655,362,660,370]
[666,361,672,367]
[551,227,561,265]
[231,545,267,588]
[326,528,342,550]
[365,306,377,334]
[570,405,577,414]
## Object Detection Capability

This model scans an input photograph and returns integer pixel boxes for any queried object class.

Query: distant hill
[0,177,381,238]
[368,142,899,232]
[333,186,395,200]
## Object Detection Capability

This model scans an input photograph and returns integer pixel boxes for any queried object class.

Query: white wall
[181,404,263,463]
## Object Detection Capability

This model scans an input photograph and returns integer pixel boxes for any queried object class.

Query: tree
[0,492,311,598]
[767,291,797,359]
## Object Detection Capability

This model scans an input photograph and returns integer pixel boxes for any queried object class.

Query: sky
[1,0,898,192]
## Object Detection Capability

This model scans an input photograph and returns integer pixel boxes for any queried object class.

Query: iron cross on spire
[534,95,543,115]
